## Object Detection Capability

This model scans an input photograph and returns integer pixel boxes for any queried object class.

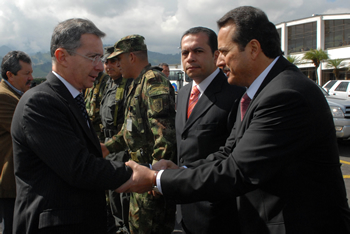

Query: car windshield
[318,85,330,96]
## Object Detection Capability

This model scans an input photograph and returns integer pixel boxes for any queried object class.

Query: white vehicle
[168,69,192,93]
[323,80,350,99]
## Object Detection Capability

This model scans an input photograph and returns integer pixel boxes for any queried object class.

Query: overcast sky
[0,0,349,55]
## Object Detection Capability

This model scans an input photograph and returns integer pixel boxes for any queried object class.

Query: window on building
[277,28,282,43]
[288,22,317,53]
[325,19,350,49]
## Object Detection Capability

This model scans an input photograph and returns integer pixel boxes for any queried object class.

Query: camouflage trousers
[129,192,175,234]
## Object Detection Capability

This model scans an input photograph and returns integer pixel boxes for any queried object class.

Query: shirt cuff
[156,170,164,194]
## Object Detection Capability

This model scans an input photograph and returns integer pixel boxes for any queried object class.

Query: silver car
[320,86,350,140]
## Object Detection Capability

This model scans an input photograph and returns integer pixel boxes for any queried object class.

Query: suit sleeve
[18,91,132,190]
[160,89,313,203]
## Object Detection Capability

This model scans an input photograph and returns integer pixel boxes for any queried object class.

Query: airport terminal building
[276,13,350,85]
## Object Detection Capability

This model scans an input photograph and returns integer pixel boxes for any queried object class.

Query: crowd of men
[0,5,350,234]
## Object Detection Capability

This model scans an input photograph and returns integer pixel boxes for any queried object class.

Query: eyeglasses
[71,51,103,66]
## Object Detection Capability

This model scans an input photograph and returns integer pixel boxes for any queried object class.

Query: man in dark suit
[117,6,350,234]
[176,26,244,234]
[11,18,132,234]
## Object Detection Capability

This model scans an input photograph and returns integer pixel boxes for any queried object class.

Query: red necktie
[240,93,251,121]
[187,85,200,119]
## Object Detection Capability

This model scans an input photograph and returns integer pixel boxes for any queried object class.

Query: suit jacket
[176,69,245,233]
[11,72,132,234]
[161,57,350,234]
[0,80,20,198]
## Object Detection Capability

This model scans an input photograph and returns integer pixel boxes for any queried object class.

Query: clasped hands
[115,159,179,194]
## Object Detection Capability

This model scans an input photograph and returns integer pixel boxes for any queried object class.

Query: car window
[334,82,349,92]
[324,80,337,90]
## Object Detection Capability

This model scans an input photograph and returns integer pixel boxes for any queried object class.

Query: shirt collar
[246,56,279,99]
[191,68,220,98]
[52,71,81,98]
[3,79,23,96]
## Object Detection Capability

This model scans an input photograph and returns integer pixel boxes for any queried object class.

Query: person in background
[101,34,177,234]
[159,63,170,78]
[174,26,245,234]
[84,69,109,142]
[0,50,33,234]
[101,45,133,234]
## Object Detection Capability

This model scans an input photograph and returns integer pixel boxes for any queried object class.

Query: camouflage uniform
[105,52,177,233]
[84,71,109,142]
[101,75,133,233]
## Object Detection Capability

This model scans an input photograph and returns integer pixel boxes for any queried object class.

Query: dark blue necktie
[75,93,89,123]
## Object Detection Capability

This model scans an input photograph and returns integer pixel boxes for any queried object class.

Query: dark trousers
[0,198,15,234]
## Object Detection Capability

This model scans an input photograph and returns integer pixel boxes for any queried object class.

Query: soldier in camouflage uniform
[101,46,133,234]
[101,35,176,234]
[84,70,109,142]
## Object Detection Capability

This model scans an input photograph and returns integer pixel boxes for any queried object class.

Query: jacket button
[180,158,184,163]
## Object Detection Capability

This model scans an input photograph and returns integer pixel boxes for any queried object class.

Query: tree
[286,55,300,65]
[327,58,346,80]
[302,48,329,84]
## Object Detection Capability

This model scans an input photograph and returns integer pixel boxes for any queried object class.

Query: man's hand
[116,161,155,194]
[100,143,110,158]
[152,159,179,170]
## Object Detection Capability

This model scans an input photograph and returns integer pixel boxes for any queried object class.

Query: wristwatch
[152,171,160,193]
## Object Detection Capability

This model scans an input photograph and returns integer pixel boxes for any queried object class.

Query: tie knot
[241,93,251,104]
[191,85,200,96]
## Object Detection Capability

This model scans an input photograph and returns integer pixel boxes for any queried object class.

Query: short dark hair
[1,51,31,80]
[159,63,169,67]
[181,26,218,54]
[50,18,105,59]
[217,6,282,58]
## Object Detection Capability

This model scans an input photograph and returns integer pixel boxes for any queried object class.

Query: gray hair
[50,18,105,60]
[1,51,31,80]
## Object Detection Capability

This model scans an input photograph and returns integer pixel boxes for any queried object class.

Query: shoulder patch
[145,70,156,80]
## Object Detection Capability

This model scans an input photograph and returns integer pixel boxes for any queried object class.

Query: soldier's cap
[108,34,147,59]
[102,46,115,61]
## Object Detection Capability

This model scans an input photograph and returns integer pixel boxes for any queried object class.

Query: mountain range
[0,45,181,78]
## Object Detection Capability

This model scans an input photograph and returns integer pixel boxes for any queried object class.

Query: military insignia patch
[153,98,163,112]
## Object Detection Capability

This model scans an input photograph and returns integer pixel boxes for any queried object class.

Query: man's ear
[6,71,15,84]
[214,50,219,63]
[248,39,261,60]
[54,48,69,67]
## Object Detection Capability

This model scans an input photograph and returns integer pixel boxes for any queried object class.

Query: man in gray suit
[11,18,132,234]
[175,26,244,234]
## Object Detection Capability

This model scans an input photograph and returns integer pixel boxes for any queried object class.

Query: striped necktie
[75,93,90,124]
[187,85,200,119]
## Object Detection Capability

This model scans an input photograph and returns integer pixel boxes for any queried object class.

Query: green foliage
[327,59,347,79]
[302,48,329,68]
[286,55,300,64]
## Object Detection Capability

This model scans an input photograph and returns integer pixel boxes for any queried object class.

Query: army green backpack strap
[113,77,128,126]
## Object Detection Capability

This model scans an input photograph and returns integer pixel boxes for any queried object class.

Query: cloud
[0,0,349,55]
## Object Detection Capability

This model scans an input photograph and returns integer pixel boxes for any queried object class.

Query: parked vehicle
[168,69,192,92]
[319,86,350,140]
[322,80,350,99]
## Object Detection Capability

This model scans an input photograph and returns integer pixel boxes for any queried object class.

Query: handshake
[116,159,180,194]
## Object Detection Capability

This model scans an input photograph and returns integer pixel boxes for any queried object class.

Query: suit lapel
[183,72,224,133]
[46,73,101,152]
[235,56,291,137]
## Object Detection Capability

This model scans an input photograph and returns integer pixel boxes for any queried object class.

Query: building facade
[276,13,350,85]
